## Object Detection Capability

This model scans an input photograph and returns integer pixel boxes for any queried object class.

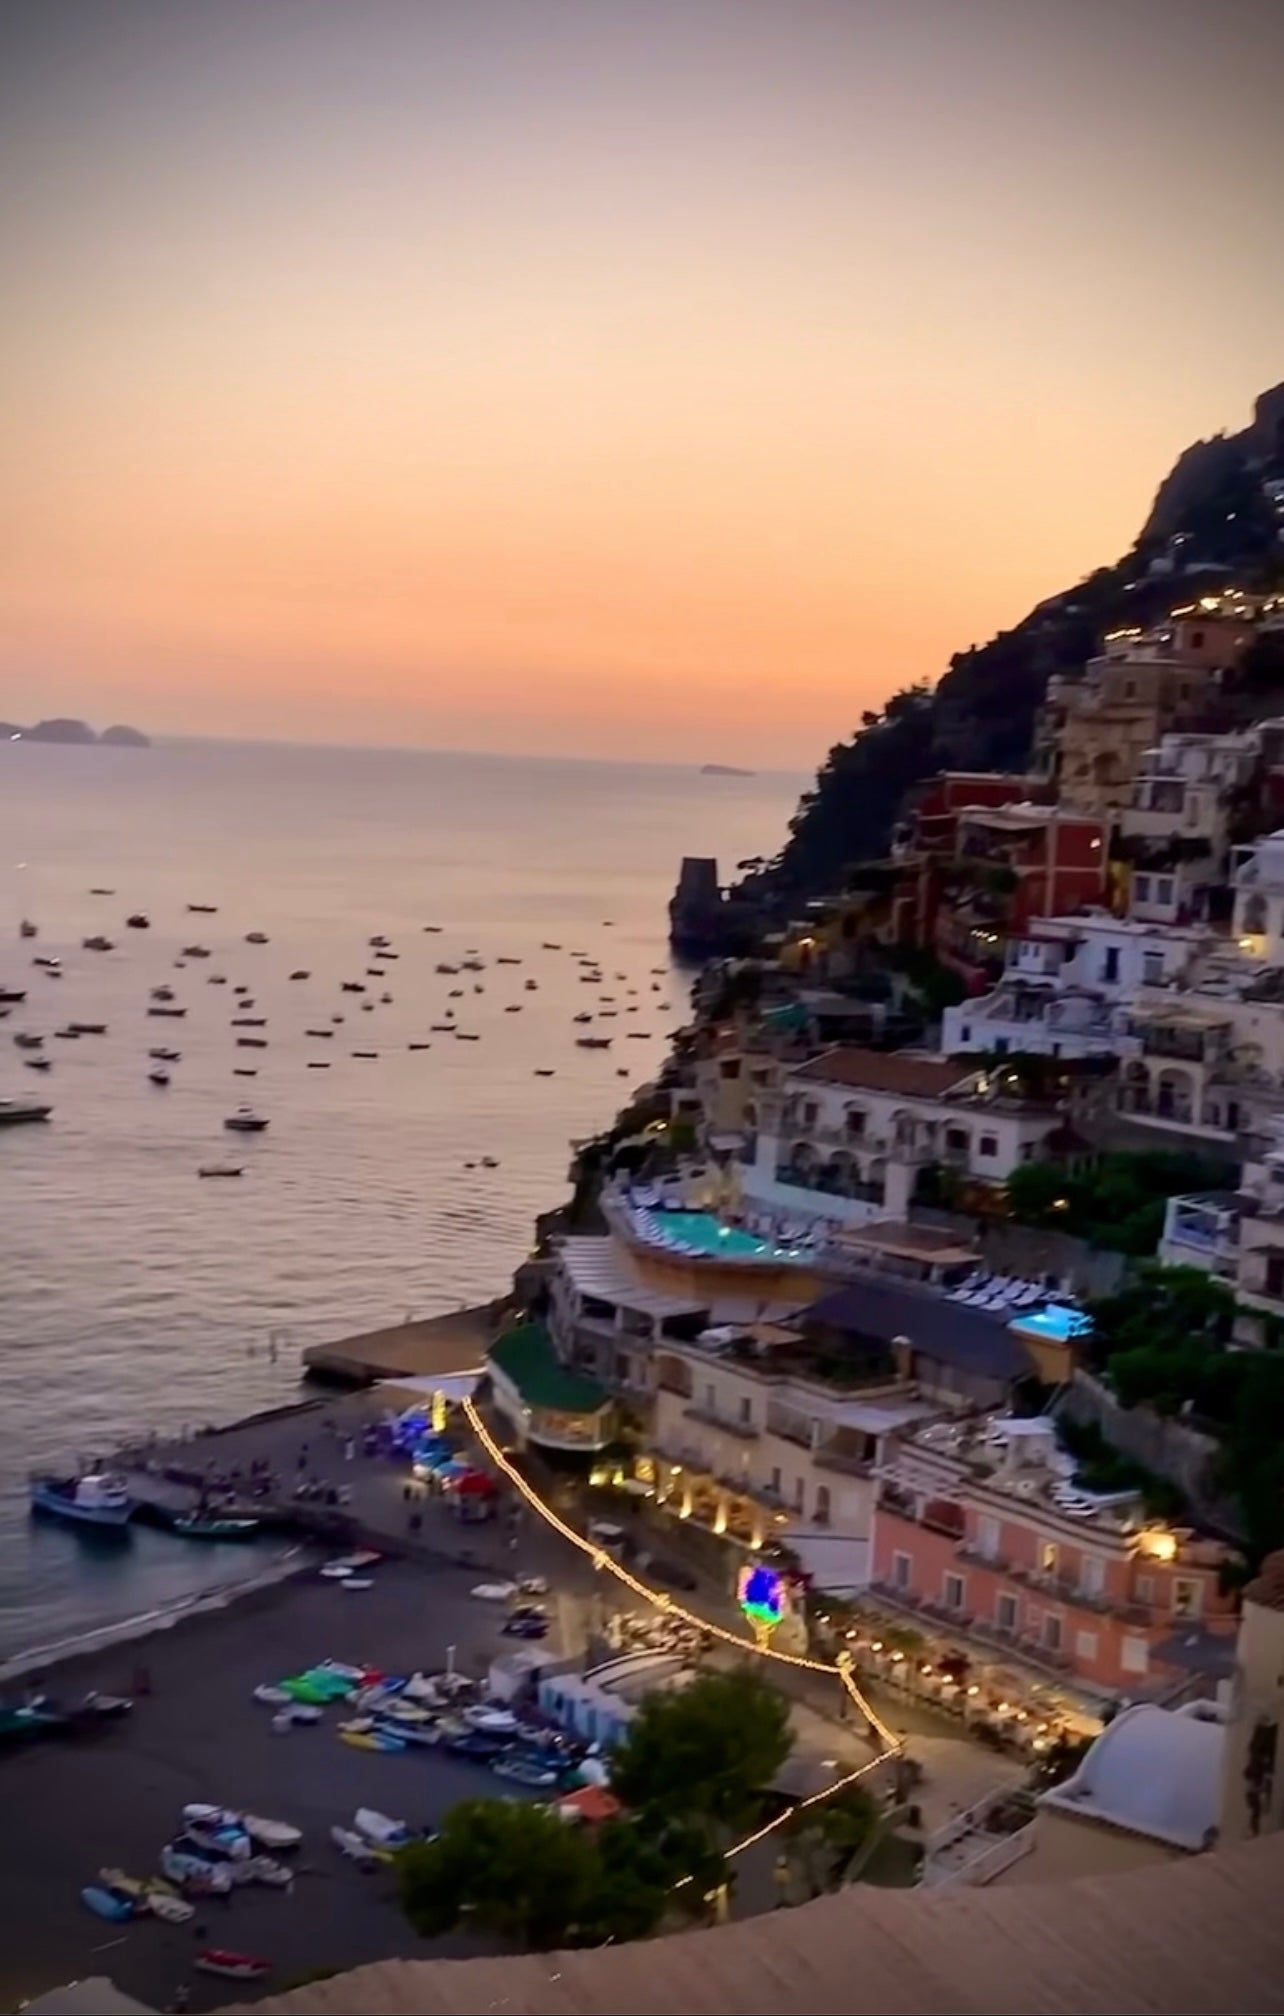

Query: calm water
[0,739,800,1656]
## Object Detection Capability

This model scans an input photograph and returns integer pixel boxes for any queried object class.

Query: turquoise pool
[1009,1303,1092,1342]
[645,1209,800,1261]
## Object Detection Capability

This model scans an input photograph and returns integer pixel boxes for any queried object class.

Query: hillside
[739,381,1284,913]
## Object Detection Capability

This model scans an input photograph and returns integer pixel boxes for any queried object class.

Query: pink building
[869,1414,1237,1699]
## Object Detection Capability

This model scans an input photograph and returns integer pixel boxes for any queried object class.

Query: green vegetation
[784,1783,881,1898]
[1084,1265,1284,1561]
[1054,1415,1186,1520]
[1006,1149,1234,1256]
[610,1665,792,1829]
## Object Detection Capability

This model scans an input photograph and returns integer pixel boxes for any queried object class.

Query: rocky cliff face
[739,381,1284,912]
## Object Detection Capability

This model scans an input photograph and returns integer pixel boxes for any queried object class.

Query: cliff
[0,718,150,746]
[739,381,1284,913]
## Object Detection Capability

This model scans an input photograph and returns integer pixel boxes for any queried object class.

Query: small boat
[365,967,382,978]
[53,1027,81,1040]
[627,1030,650,1039]
[82,935,114,952]
[576,1035,612,1049]
[231,1015,266,1027]
[351,1050,378,1059]
[360,1000,375,1011]
[307,1061,330,1070]
[369,934,390,948]
[245,931,269,945]
[208,973,228,984]
[481,1156,499,1169]
[497,955,521,965]
[430,1022,454,1032]
[341,980,366,993]
[173,1512,260,1541]
[355,1807,412,1846]
[233,1067,257,1078]
[194,1951,272,1983]
[150,983,175,1001]
[187,902,218,913]
[233,983,251,993]
[125,913,150,929]
[0,987,26,1004]
[305,1027,333,1037]
[68,1021,107,1035]
[149,1070,170,1087]
[224,1106,268,1132]
[19,919,36,939]
[90,887,115,896]
[331,1825,377,1865]
[525,978,539,991]
[374,948,399,960]
[236,1036,268,1048]
[331,1012,344,1023]
[492,1755,558,1788]
[408,1041,431,1050]
[147,1889,195,1923]
[149,1046,180,1061]
[148,1005,186,1017]
[448,988,463,998]
[435,962,459,975]
[455,1031,480,1041]
[14,1030,43,1051]
[33,954,60,969]
[160,1844,232,1894]
[24,1057,52,1072]
[573,1011,592,1024]
[505,1004,521,1013]
[0,1094,51,1117]
[341,1576,374,1590]
[289,969,310,980]
[252,1685,292,1707]
[182,944,211,958]
[616,1067,629,1076]
[534,1068,555,1077]
[380,991,392,1004]
[30,1469,132,1528]
[199,1164,244,1177]
[82,1885,134,1922]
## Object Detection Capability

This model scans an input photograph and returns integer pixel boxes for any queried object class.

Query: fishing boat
[199,1164,244,1177]
[173,1511,261,1541]
[125,913,150,929]
[30,1468,133,1528]
[224,1106,268,1131]
[148,1070,171,1087]
[245,931,269,945]
[0,1096,51,1120]
[149,1046,180,1062]
[82,935,114,952]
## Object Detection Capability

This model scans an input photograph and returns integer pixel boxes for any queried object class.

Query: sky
[1,1,1281,765]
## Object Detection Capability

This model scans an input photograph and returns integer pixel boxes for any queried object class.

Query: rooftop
[223,1831,1284,2015]
[790,1047,970,1099]
[882,1409,1163,1539]
[803,1282,1035,1385]
[1040,1702,1224,1852]
[488,1322,608,1416]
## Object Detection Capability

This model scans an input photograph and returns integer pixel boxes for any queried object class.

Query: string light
[463,1398,900,1752]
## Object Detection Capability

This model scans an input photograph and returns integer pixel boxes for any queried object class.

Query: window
[616,1351,631,1386]
[1123,680,1136,699]
[943,1572,965,1613]
[1134,873,1151,901]
[960,1025,971,1043]
[1156,876,1174,905]
[1079,1554,1106,1600]
[845,1107,866,1137]
[1142,951,1163,984]
[892,1550,911,1591]
[994,1037,1009,1056]
[1121,1635,1150,1676]
[769,1466,781,1496]
[1102,947,1120,983]
[1173,1577,1203,1619]
[995,1592,1018,1632]
[979,1133,998,1158]
[793,1476,804,1510]
[945,1127,969,1153]
[704,1383,716,1412]
[720,1058,742,1080]
[1075,1629,1098,1662]
[1020,1141,1036,1161]
[977,1515,1000,1562]
[815,1484,831,1526]
[1040,1541,1058,1576]
[1043,1614,1063,1653]
[738,1396,752,1426]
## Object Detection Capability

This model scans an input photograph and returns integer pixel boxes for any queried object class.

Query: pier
[300,1299,502,1384]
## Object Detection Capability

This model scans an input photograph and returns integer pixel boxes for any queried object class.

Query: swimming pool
[642,1209,802,1262]
[1008,1303,1092,1342]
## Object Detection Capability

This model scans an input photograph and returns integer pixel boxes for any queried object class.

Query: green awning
[488,1322,608,1414]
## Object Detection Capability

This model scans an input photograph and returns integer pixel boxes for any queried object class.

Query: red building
[890,774,1107,990]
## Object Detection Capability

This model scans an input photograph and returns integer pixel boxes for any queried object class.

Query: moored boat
[30,1469,132,1528]
[173,1512,261,1541]
[224,1106,268,1132]
[0,1096,51,1123]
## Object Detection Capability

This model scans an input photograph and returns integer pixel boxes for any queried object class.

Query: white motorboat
[223,1106,268,1133]
[30,1468,132,1528]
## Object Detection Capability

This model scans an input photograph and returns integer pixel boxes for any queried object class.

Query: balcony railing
[683,1404,760,1441]
[814,1446,873,1478]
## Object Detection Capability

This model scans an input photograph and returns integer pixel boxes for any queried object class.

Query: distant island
[1,718,150,747]
[700,762,755,777]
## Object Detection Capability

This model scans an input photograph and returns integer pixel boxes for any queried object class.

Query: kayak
[148,1889,196,1923]
[194,1950,272,1982]
[82,1885,134,1922]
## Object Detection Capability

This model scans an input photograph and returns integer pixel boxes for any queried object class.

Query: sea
[0,738,802,1660]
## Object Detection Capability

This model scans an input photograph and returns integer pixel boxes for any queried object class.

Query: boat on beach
[30,1469,133,1529]
[224,1106,269,1132]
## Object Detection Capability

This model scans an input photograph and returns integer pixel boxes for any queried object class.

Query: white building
[650,1322,937,1592]
[1120,730,1260,926]
[743,1048,1077,1226]
[943,913,1206,1060]
[1157,1191,1240,1282]
[1234,830,1284,962]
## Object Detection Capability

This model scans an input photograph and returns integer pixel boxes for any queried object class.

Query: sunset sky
[2,0,1281,765]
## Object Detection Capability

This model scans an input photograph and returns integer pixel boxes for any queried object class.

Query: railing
[922,1822,1037,1888]
[682,1404,760,1441]
[813,1446,873,1478]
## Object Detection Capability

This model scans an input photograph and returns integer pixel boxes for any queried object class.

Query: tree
[398,1799,600,1948]
[785,1783,880,1897]
[609,1666,792,1830]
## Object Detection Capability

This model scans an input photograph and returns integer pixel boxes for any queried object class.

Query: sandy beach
[0,1559,560,2013]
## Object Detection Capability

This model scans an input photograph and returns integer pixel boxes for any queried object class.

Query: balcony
[814,1445,873,1478]
[683,1404,760,1442]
